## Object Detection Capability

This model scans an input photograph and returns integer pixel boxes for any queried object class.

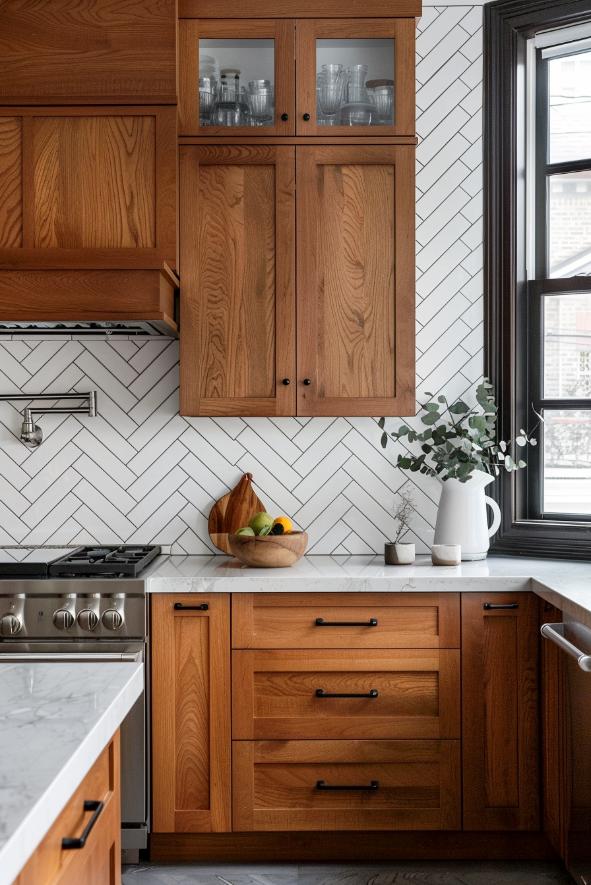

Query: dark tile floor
[122,862,573,885]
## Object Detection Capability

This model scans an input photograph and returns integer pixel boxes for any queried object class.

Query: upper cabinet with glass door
[296,20,415,136]
[179,20,295,135]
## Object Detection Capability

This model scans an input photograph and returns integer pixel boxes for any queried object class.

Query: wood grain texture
[0,0,176,104]
[228,532,308,568]
[180,1,422,18]
[150,831,555,863]
[296,19,415,137]
[151,595,231,834]
[208,473,267,554]
[540,601,567,860]
[0,268,176,332]
[462,592,539,831]
[0,106,176,270]
[297,145,415,416]
[232,648,460,739]
[0,118,22,248]
[16,733,120,885]
[232,739,461,831]
[180,145,296,416]
[179,20,295,136]
[232,593,460,649]
[32,116,155,249]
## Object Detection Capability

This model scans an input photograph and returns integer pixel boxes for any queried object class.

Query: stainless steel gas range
[0,545,160,860]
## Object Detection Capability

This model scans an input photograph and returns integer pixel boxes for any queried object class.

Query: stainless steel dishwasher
[541,619,591,884]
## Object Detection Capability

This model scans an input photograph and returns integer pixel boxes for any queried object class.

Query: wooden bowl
[228,531,308,568]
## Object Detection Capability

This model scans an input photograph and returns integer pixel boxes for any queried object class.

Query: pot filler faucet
[0,391,97,448]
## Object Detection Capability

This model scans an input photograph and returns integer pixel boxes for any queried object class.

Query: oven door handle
[0,652,142,662]
[541,622,591,672]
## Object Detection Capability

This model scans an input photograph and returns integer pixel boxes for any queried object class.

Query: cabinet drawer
[233,739,461,831]
[233,649,460,739]
[232,593,460,649]
[15,733,119,885]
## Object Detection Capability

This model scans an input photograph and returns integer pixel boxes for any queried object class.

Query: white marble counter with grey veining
[0,662,143,885]
[146,553,591,628]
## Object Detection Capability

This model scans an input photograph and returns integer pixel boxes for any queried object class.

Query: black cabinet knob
[281,113,289,121]
[303,378,312,386]
[302,113,311,121]
[281,378,290,385]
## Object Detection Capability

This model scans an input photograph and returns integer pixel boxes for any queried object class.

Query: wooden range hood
[0,264,179,337]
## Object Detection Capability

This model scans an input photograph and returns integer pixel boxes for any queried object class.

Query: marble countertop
[0,662,143,885]
[147,553,591,627]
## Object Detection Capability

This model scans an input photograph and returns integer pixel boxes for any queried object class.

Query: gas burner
[0,545,160,578]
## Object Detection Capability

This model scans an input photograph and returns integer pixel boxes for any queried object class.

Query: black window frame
[486,0,591,559]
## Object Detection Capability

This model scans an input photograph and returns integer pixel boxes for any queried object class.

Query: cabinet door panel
[0,107,176,270]
[180,146,296,416]
[151,595,231,833]
[462,592,539,831]
[297,145,414,416]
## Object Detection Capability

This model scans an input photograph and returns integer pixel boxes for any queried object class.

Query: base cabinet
[151,590,542,844]
[151,594,231,833]
[461,592,539,831]
[15,733,120,885]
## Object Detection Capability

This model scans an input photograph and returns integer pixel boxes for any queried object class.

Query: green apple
[235,526,255,536]
[248,512,274,535]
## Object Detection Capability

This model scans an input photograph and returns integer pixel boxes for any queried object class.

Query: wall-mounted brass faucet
[0,391,97,448]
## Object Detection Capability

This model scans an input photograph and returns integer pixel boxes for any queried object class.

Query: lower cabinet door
[151,594,231,833]
[233,740,461,831]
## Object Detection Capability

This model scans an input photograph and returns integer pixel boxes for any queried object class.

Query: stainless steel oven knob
[53,609,74,630]
[77,609,99,631]
[0,613,22,636]
[102,609,123,631]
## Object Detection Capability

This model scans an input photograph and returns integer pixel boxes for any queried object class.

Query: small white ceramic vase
[384,542,415,565]
[433,471,501,561]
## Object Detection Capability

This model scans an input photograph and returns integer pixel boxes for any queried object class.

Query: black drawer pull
[315,617,378,627]
[174,602,209,611]
[483,602,519,610]
[316,688,378,699]
[316,780,379,792]
[62,800,104,850]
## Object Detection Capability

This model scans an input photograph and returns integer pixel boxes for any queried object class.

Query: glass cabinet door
[296,20,414,136]
[179,20,295,136]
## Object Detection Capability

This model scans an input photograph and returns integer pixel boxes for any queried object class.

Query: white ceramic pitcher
[433,471,501,561]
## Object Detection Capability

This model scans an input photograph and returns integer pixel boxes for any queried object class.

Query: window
[485,0,591,558]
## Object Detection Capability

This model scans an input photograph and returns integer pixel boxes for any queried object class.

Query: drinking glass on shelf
[338,63,373,126]
[367,79,394,125]
[210,76,251,127]
[246,79,274,126]
[317,64,346,121]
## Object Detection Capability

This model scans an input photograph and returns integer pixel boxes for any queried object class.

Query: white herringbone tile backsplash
[0,6,484,555]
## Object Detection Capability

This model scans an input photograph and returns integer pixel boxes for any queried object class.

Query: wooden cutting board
[208,472,267,554]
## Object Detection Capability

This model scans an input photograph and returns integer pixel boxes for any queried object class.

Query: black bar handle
[174,602,209,611]
[316,780,379,792]
[315,617,378,627]
[483,602,519,610]
[62,800,104,850]
[316,688,378,699]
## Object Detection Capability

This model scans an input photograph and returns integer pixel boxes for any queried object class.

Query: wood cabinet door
[0,1,176,105]
[296,145,415,416]
[180,145,296,416]
[179,19,295,136]
[462,592,539,831]
[151,595,231,833]
[0,107,176,270]
[295,19,415,137]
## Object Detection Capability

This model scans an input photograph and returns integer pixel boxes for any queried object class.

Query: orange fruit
[272,516,293,534]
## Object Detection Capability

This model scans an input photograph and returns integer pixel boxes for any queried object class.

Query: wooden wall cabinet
[461,593,539,831]
[151,595,231,834]
[180,144,414,416]
[15,733,120,885]
[0,1,176,105]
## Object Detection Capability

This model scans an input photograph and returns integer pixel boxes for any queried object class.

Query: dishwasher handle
[0,652,142,662]
[541,622,591,672]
